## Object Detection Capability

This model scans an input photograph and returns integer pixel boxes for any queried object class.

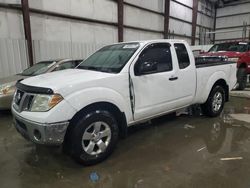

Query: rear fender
[198,71,227,103]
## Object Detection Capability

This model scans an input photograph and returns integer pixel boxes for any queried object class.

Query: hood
[200,51,244,58]
[20,69,118,96]
[0,74,28,85]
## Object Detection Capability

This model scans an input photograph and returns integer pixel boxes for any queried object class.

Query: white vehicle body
[12,40,237,146]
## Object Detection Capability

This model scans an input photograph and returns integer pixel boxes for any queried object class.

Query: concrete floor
[1,97,250,188]
[230,88,250,99]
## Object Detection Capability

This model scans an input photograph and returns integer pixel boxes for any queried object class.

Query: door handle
[169,76,178,81]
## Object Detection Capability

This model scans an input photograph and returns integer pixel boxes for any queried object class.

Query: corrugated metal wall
[215,1,250,42]
[32,40,104,62]
[197,0,215,45]
[0,0,215,78]
[0,39,104,78]
[0,38,28,78]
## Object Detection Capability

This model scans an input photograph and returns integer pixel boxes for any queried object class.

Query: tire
[237,68,247,90]
[201,85,225,117]
[68,110,119,166]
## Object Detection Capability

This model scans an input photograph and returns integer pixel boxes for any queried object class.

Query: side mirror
[135,61,157,75]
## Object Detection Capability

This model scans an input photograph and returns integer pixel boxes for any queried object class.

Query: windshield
[228,43,248,52]
[209,42,249,53]
[77,43,140,73]
[20,61,56,76]
[208,43,234,52]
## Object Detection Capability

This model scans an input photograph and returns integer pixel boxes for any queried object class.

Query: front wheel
[69,110,119,165]
[201,85,225,117]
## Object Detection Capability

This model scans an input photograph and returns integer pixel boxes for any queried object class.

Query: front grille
[22,95,34,111]
[14,90,24,106]
[13,89,35,112]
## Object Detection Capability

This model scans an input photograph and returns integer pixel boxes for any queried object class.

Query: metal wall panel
[29,0,117,23]
[0,0,216,78]
[0,38,105,78]
[176,0,193,7]
[197,13,213,28]
[0,9,25,39]
[124,28,163,41]
[170,1,192,22]
[0,38,28,78]
[32,40,104,63]
[0,0,20,4]
[30,14,118,44]
[217,3,250,17]
[215,1,250,42]
[124,5,164,31]
[169,18,192,36]
[125,0,164,12]
[216,15,250,29]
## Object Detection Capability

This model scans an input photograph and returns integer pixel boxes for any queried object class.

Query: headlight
[30,94,63,112]
[228,57,239,62]
[0,83,16,95]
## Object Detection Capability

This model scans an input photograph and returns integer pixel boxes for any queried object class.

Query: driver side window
[134,43,172,76]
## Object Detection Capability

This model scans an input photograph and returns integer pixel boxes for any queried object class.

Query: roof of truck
[115,39,187,45]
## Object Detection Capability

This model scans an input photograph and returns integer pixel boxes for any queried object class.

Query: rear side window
[174,43,190,69]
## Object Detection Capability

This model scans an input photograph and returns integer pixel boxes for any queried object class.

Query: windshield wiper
[78,66,106,72]
[78,66,119,73]
[17,73,31,76]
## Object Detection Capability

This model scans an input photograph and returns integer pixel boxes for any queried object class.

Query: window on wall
[135,43,172,75]
[174,43,190,69]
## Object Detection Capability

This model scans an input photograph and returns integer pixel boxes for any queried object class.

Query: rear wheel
[237,68,247,90]
[201,85,225,117]
[68,110,119,165]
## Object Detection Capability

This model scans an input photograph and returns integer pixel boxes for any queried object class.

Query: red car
[200,41,250,90]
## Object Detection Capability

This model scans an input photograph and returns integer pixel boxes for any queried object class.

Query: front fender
[64,87,133,123]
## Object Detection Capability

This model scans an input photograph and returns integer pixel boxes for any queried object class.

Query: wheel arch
[67,101,128,139]
[238,62,247,69]
[196,71,229,104]
[212,79,229,102]
[201,79,228,117]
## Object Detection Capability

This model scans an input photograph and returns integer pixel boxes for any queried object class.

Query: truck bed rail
[195,56,235,68]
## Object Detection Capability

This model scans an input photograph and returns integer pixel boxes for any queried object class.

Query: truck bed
[194,58,237,104]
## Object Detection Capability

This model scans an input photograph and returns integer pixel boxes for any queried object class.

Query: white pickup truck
[12,40,237,165]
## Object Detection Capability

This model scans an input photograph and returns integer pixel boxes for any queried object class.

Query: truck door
[130,43,181,121]
[173,43,196,106]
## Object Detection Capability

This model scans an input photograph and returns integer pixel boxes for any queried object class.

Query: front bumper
[12,110,69,145]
